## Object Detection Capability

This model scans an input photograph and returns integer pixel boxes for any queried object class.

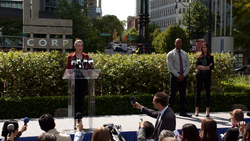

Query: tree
[0,19,23,36]
[149,23,161,52]
[152,25,188,53]
[232,0,250,53]
[92,15,124,36]
[54,0,105,53]
[123,27,139,44]
[92,15,124,44]
[182,1,214,40]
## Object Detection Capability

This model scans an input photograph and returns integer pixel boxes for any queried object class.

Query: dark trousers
[168,73,187,113]
[74,79,88,118]
[195,72,211,107]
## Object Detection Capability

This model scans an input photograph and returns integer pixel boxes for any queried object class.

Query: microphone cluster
[71,58,94,70]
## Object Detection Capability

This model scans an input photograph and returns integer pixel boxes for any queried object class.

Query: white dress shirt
[166,48,190,77]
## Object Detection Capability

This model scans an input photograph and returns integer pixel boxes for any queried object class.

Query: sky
[101,0,136,22]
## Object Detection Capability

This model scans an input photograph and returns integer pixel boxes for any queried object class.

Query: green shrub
[0,51,234,97]
[0,50,68,97]
[1,92,250,119]
[0,96,68,119]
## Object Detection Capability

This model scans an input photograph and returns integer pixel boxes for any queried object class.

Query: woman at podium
[66,38,91,119]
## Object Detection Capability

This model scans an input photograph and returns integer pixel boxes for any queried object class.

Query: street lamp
[175,2,191,52]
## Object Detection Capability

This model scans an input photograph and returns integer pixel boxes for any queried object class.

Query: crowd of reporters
[1,111,250,141]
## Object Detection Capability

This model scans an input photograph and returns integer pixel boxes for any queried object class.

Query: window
[183,8,186,13]
[179,19,181,25]
[179,8,181,14]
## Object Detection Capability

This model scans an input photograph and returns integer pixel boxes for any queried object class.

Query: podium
[62,69,101,130]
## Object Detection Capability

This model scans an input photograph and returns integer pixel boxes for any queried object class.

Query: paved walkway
[1,111,245,139]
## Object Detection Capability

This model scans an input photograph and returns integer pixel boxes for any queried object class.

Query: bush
[0,51,234,97]
[0,50,68,97]
[0,96,67,119]
[1,92,250,119]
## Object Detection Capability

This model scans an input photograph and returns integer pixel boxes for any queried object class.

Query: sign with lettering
[22,0,73,52]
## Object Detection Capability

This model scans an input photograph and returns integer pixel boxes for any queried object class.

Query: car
[114,47,127,52]
[131,49,136,54]
[105,45,112,49]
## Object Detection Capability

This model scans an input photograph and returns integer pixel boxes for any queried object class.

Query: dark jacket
[196,55,214,76]
[142,107,176,141]
[66,51,91,69]
[223,125,239,141]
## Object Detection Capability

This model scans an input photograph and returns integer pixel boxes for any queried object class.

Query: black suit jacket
[223,126,239,141]
[142,106,176,141]
[196,55,214,77]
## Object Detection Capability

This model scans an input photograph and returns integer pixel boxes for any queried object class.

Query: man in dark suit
[132,92,176,141]
[222,109,244,141]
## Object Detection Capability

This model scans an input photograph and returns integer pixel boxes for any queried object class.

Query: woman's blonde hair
[91,127,110,141]
[74,38,83,46]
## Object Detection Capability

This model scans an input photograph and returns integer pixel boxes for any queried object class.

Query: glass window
[179,19,181,25]
[179,8,181,14]
[183,8,186,13]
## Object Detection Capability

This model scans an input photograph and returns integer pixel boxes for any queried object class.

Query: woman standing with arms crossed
[195,42,214,117]
[66,38,91,119]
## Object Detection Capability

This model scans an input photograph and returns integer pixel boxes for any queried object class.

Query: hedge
[0,51,234,97]
[0,92,249,119]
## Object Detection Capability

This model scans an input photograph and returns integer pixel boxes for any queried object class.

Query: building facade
[0,0,102,20]
[127,16,139,31]
[0,0,23,9]
[150,0,191,31]
[0,0,61,12]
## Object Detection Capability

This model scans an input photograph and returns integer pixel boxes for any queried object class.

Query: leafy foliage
[54,0,105,53]
[0,51,234,98]
[92,15,124,36]
[123,27,139,44]
[1,90,250,119]
[149,24,160,52]
[182,1,215,40]
[0,50,68,97]
[0,19,23,36]
[152,25,188,53]
[232,0,250,53]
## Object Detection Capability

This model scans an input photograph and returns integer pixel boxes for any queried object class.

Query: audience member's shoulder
[227,127,239,132]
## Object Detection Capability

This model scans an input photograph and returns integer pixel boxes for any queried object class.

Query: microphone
[88,58,94,69]
[247,112,250,117]
[130,96,136,104]
[7,124,14,136]
[76,59,81,69]
[83,59,88,70]
[76,112,82,123]
[24,117,29,125]
[71,58,76,66]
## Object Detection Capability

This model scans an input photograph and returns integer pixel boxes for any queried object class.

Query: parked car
[114,47,127,52]
[131,49,136,54]
[105,45,112,49]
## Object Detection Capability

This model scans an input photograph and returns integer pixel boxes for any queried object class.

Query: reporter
[1,120,27,141]
[91,127,110,141]
[73,120,84,141]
